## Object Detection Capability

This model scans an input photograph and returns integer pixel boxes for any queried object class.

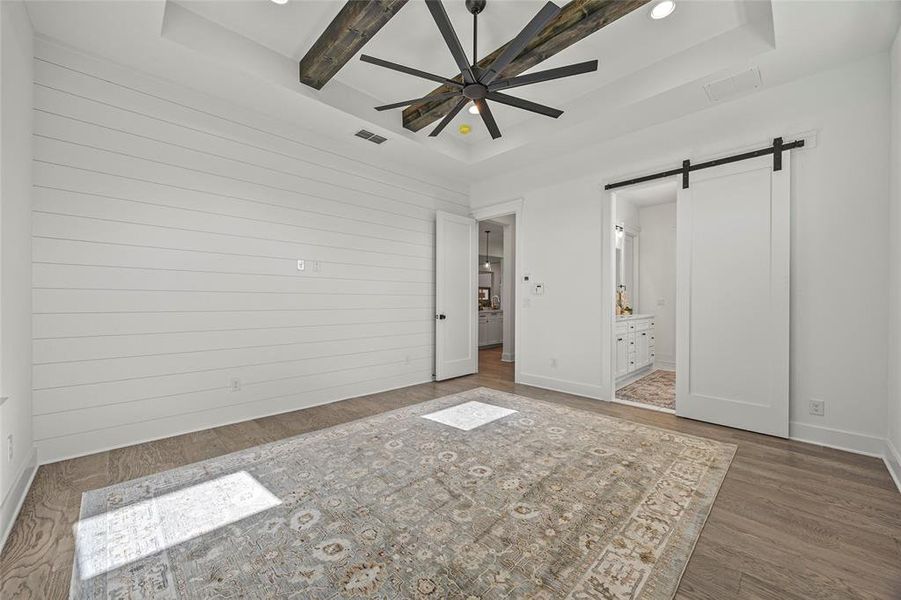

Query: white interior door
[675,153,790,437]
[435,211,478,380]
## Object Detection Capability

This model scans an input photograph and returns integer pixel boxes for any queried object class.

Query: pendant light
[484,230,491,269]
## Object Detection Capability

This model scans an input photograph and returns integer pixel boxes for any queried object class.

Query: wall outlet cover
[296,259,305,271]
[809,399,825,417]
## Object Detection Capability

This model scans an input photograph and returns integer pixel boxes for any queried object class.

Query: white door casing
[435,211,478,380]
[675,154,790,437]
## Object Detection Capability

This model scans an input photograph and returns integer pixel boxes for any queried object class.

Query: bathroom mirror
[616,226,638,309]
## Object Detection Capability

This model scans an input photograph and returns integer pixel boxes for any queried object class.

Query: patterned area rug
[71,387,734,599]
[617,370,677,411]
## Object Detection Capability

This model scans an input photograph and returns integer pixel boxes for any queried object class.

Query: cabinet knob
[641,332,646,336]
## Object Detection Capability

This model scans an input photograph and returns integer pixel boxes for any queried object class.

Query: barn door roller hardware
[604,137,805,191]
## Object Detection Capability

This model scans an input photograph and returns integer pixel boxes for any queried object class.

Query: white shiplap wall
[31,40,469,462]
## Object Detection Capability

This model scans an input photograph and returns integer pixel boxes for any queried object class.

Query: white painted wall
[887,25,901,485]
[31,39,469,462]
[637,202,676,369]
[472,53,891,455]
[615,196,639,230]
[0,0,35,547]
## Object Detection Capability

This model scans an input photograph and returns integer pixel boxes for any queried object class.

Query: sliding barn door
[675,154,790,437]
[435,211,478,380]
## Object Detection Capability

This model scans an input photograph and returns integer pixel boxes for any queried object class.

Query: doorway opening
[611,181,677,413]
[476,217,514,383]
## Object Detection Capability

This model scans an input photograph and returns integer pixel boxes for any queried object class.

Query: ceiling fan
[360,0,598,139]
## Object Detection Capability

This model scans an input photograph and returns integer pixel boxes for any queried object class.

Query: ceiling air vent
[354,130,388,145]
[703,68,761,103]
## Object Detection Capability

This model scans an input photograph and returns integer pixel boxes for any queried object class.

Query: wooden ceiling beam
[401,0,649,131]
[299,0,409,90]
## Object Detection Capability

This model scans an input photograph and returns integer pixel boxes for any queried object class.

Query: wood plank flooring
[2,347,900,599]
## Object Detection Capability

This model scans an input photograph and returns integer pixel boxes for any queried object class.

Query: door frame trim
[471,199,524,384]
[603,179,681,409]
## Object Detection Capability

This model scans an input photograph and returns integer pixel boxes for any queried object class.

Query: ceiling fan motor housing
[463,83,488,100]
[466,0,487,15]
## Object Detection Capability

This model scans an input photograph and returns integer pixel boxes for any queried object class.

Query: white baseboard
[501,352,515,363]
[788,421,887,457]
[518,372,606,401]
[0,446,38,554]
[655,360,676,372]
[884,438,901,493]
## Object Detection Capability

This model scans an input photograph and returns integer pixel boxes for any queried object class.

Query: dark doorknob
[436,314,446,320]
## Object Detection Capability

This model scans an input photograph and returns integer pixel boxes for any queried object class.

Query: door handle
[436,314,446,320]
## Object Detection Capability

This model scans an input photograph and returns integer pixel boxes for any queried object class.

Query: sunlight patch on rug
[421,400,517,430]
[73,471,280,580]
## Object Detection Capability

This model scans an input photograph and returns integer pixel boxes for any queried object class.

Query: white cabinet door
[615,335,628,377]
[488,315,502,344]
[676,154,790,437]
[478,316,488,346]
[635,330,650,367]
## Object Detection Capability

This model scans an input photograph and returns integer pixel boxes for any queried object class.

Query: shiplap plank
[33,308,433,338]
[33,238,433,283]
[33,346,431,415]
[33,333,431,389]
[33,212,434,271]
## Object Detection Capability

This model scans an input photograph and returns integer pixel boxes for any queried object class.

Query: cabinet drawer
[635,319,650,331]
[615,322,629,334]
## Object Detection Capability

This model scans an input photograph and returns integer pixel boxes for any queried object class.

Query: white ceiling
[23,0,901,182]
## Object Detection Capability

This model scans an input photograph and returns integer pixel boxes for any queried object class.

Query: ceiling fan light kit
[362,0,600,140]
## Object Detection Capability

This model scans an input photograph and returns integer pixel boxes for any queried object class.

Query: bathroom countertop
[616,313,654,320]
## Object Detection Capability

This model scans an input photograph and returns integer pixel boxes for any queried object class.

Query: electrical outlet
[7,434,13,462]
[229,377,242,392]
[312,261,321,272]
[809,399,825,417]
[296,259,305,271]
[550,358,558,368]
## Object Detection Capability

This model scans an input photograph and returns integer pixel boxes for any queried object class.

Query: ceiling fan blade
[489,60,599,92]
[375,92,461,111]
[486,92,562,118]
[429,97,469,137]
[424,0,476,84]
[475,99,502,139]
[479,1,560,85]
[360,54,464,88]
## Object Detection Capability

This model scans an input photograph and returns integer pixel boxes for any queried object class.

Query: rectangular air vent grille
[354,129,387,145]
[704,68,761,103]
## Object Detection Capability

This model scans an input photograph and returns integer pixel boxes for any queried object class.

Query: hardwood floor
[2,347,899,599]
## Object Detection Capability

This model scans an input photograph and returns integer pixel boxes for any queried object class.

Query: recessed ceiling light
[271,0,288,5]
[468,103,480,115]
[650,0,675,20]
